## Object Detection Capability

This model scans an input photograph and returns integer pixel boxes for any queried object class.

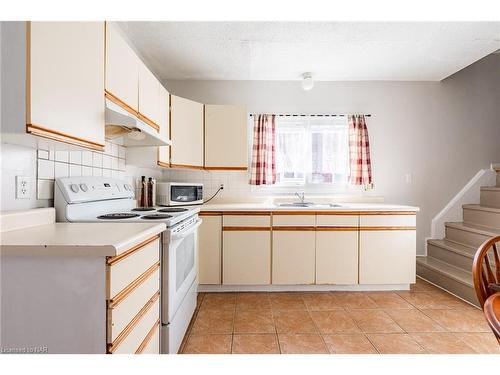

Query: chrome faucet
[295,192,305,203]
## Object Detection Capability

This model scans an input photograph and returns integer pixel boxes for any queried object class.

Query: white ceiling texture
[117,22,500,81]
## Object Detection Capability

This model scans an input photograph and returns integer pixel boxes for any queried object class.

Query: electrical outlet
[16,176,30,199]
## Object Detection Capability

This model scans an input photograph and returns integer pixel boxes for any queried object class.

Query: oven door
[162,218,201,323]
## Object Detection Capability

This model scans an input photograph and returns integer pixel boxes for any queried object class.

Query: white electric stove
[54,176,201,354]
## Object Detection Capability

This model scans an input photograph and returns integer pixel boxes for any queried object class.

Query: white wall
[165,54,500,255]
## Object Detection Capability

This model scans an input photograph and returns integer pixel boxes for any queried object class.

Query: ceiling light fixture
[301,72,314,91]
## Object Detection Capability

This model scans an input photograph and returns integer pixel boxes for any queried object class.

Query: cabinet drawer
[109,294,160,354]
[359,214,416,227]
[223,214,270,228]
[273,214,315,227]
[108,267,160,342]
[316,215,358,227]
[136,323,160,354]
[108,237,160,298]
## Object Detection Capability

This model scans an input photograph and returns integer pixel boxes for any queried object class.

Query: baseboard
[198,284,410,292]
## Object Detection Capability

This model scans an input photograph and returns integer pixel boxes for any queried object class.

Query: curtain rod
[248,114,371,117]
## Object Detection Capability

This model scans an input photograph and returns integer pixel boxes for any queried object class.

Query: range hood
[105,99,171,147]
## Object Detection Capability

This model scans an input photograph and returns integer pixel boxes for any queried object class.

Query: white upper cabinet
[170,95,204,168]
[27,22,105,150]
[138,61,161,127]
[157,86,170,167]
[105,23,139,112]
[204,105,248,170]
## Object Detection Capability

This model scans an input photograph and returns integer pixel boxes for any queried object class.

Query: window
[275,116,349,186]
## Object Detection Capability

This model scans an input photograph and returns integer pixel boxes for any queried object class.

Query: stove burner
[97,213,140,220]
[141,214,173,220]
[132,207,156,212]
[157,208,188,213]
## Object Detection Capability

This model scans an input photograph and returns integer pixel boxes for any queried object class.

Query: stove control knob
[79,183,88,192]
[70,184,79,193]
[123,184,129,191]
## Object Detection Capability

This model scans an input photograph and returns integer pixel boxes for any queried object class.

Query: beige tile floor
[180,279,500,354]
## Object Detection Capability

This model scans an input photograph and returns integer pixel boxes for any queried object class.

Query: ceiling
[117,22,500,82]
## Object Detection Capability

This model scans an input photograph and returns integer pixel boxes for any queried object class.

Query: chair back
[483,293,500,344]
[472,235,500,307]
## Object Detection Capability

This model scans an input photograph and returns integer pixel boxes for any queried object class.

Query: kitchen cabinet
[138,61,161,128]
[105,23,140,113]
[358,214,416,284]
[198,214,222,284]
[204,105,248,170]
[170,95,204,168]
[315,214,359,284]
[157,87,170,167]
[272,214,315,285]
[222,214,271,285]
[26,22,105,150]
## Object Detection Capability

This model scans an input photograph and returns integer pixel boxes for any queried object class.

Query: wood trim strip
[170,164,205,170]
[199,211,223,217]
[26,124,105,151]
[223,211,271,216]
[223,226,271,231]
[137,112,160,131]
[135,319,160,354]
[272,226,316,231]
[204,167,248,171]
[108,262,160,308]
[359,226,416,231]
[357,211,417,215]
[157,161,171,168]
[107,235,160,266]
[105,90,138,117]
[316,226,359,231]
[108,290,160,353]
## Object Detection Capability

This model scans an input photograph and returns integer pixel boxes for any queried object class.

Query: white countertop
[0,222,166,257]
[200,202,419,212]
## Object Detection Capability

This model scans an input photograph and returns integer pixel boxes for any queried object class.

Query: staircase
[417,165,500,306]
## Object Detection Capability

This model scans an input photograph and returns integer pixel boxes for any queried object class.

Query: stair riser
[445,226,493,248]
[480,189,500,209]
[427,243,473,271]
[463,208,500,229]
[416,263,479,307]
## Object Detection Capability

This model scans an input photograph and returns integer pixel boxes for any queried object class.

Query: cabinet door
[204,105,248,169]
[105,23,139,111]
[316,230,358,284]
[223,230,271,285]
[170,95,204,168]
[359,230,416,284]
[138,61,160,127]
[28,22,105,150]
[198,215,222,284]
[272,231,315,285]
[157,88,170,167]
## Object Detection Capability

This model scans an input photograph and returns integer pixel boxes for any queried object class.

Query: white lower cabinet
[223,230,271,285]
[272,230,315,285]
[359,230,416,284]
[198,215,222,284]
[316,230,359,284]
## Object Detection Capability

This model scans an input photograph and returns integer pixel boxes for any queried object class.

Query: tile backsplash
[36,141,126,200]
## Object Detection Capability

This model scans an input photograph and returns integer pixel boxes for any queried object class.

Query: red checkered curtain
[250,114,276,185]
[348,115,373,187]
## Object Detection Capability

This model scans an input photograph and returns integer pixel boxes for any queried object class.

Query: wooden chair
[483,293,500,344]
[472,235,500,307]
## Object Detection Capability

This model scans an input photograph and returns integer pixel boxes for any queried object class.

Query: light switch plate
[16,175,30,199]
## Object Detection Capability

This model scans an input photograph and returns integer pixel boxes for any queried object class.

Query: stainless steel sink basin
[278,202,316,207]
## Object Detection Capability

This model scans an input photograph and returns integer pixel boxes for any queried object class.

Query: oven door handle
[170,219,202,241]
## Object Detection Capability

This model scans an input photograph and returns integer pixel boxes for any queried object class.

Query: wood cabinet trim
[157,161,171,168]
[108,290,160,353]
[199,212,223,217]
[204,167,248,171]
[170,164,205,170]
[272,211,317,216]
[222,212,271,216]
[223,226,271,231]
[105,90,138,117]
[358,211,417,215]
[135,319,160,354]
[26,124,105,151]
[359,226,416,231]
[272,226,316,231]
[108,262,160,308]
[107,235,160,266]
[137,112,160,131]
[316,226,359,231]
